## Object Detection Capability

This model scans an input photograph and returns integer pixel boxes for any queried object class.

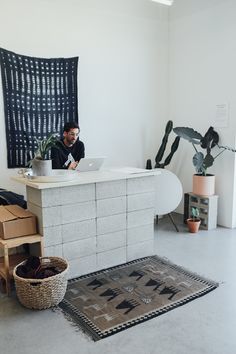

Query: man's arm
[51,145,65,169]
[78,141,85,162]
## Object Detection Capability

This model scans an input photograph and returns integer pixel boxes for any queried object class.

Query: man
[51,121,85,169]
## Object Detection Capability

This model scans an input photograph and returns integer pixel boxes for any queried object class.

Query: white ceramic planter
[192,174,215,196]
[32,159,52,176]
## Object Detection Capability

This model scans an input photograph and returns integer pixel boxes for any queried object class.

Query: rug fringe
[52,306,95,342]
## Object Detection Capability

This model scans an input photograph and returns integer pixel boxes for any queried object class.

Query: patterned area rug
[59,255,218,341]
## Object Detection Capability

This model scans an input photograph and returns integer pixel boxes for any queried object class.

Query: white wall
[169,0,236,227]
[0,0,169,196]
[2,0,235,228]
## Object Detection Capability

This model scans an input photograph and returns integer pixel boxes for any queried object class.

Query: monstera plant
[173,126,236,176]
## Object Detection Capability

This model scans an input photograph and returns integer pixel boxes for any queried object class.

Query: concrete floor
[1,216,236,354]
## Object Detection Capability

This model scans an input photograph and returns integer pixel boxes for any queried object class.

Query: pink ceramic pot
[192,174,215,196]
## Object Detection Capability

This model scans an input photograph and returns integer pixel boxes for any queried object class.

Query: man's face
[63,128,79,146]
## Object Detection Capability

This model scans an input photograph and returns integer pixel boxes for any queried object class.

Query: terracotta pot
[192,174,215,196]
[187,218,201,233]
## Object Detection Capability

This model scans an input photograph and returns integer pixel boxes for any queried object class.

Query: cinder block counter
[13,168,159,279]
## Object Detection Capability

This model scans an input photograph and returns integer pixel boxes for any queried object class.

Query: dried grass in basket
[13,257,68,310]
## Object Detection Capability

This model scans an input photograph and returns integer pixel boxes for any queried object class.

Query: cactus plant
[191,207,200,221]
[187,207,201,233]
[154,120,180,168]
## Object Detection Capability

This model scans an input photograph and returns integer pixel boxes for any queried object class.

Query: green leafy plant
[173,126,236,176]
[33,133,59,160]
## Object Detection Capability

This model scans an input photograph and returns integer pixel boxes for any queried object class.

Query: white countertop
[12,167,160,190]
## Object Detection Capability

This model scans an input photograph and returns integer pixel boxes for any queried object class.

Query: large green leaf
[193,151,204,173]
[204,153,214,168]
[173,127,202,145]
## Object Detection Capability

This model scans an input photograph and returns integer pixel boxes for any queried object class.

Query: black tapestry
[0,48,79,168]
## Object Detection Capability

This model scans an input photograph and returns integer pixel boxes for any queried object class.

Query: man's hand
[68,161,78,170]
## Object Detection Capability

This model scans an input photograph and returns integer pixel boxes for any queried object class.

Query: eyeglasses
[67,132,79,137]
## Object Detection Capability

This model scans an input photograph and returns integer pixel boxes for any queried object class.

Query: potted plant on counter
[173,126,236,196]
[30,134,59,176]
[187,207,201,233]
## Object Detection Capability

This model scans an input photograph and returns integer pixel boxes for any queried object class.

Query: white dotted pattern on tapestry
[0,48,79,168]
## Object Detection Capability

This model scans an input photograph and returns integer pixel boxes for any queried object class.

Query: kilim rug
[59,255,218,341]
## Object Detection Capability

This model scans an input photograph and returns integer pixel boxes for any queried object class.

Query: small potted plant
[187,207,201,233]
[173,126,236,196]
[30,133,59,176]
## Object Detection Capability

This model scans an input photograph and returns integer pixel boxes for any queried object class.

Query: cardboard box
[0,205,37,239]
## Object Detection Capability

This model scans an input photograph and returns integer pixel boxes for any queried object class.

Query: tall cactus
[161,136,180,168]
[155,120,173,166]
[154,120,180,168]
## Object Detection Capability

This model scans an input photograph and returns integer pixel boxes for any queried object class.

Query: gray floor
[1,215,236,354]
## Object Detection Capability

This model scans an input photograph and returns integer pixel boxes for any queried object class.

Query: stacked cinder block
[184,192,218,230]
[26,175,155,279]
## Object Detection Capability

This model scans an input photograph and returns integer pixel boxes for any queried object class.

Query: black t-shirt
[51,139,85,169]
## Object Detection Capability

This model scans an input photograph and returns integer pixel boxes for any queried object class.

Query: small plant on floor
[187,207,201,233]
[191,207,200,221]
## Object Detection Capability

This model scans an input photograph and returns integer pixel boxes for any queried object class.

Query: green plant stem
[213,148,226,160]
[192,143,198,153]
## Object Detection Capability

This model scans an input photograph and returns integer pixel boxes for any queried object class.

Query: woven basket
[13,257,69,310]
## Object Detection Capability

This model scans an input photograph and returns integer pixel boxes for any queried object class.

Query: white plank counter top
[12,168,160,190]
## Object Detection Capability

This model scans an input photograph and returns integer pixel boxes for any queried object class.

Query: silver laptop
[76,157,105,172]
